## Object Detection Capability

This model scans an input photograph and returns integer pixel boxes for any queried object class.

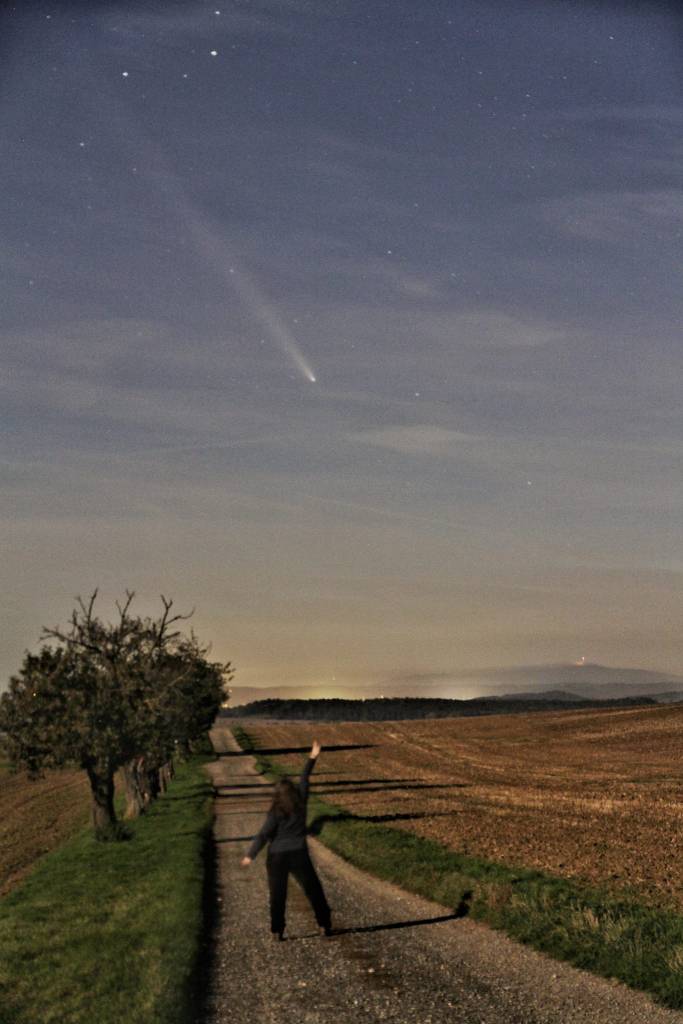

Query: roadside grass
[0,755,214,1024]
[233,724,683,1011]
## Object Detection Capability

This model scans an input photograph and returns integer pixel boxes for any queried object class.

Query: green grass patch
[234,725,683,1011]
[0,756,214,1024]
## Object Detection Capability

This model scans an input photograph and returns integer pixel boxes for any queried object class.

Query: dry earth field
[238,704,683,910]
[0,759,90,896]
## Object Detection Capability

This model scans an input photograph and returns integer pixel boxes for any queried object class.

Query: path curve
[204,723,683,1024]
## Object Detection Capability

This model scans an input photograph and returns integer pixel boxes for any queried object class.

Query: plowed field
[0,760,90,895]
[239,704,683,909]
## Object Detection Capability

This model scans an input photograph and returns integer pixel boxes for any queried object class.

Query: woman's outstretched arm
[299,739,322,800]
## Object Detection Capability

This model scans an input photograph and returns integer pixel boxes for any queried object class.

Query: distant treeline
[221,695,656,721]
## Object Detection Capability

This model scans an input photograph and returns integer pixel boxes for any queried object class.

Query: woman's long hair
[271,776,303,818]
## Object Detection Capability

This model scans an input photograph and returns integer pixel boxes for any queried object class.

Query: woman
[241,739,332,941]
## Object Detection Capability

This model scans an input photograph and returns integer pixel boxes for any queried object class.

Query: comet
[89,62,319,385]
[176,197,318,385]
[118,121,318,385]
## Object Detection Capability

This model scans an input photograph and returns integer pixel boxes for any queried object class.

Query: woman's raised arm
[299,740,322,800]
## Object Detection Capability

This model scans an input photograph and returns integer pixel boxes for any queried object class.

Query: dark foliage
[0,590,232,834]
[222,694,656,722]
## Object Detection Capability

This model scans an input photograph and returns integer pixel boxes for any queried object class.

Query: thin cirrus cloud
[297,306,564,361]
[349,425,483,457]
[95,3,304,46]
[541,188,683,243]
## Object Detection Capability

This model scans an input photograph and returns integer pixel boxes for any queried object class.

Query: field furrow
[236,704,683,908]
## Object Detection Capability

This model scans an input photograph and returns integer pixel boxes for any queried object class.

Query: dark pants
[266,846,331,935]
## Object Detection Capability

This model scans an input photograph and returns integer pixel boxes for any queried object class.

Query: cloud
[444,310,562,348]
[354,259,445,301]
[541,189,683,243]
[95,3,304,46]
[300,304,564,362]
[349,425,481,457]
[556,104,683,127]
[0,317,290,442]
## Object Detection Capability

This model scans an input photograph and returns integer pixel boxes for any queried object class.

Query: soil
[0,762,90,895]
[236,704,683,909]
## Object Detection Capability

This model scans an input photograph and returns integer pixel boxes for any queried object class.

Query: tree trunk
[86,766,116,833]
[157,763,169,794]
[122,760,146,819]
[139,764,159,804]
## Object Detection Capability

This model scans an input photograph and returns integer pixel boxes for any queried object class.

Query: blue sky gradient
[2,0,682,690]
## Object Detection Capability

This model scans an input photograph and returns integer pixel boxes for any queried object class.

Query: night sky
[2,1,682,694]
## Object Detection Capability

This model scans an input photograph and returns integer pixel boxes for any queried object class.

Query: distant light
[210,50,218,56]
[122,71,129,77]
[309,374,317,383]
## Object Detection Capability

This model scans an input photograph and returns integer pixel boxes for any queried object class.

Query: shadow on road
[214,782,272,790]
[308,809,458,833]
[285,900,472,941]
[213,780,466,799]
[216,743,376,758]
[190,825,219,1022]
[213,777,429,791]
[313,781,468,796]
[335,902,471,936]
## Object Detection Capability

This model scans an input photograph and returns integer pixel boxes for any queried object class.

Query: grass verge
[0,755,214,1024]
[233,724,683,1011]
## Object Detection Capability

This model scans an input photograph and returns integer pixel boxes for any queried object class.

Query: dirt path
[203,724,683,1024]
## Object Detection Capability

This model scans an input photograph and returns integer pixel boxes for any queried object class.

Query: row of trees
[0,591,232,836]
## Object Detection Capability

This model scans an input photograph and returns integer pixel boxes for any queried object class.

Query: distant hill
[221,694,656,722]
[389,664,683,701]
[226,663,683,708]
[479,663,683,702]
[495,689,584,702]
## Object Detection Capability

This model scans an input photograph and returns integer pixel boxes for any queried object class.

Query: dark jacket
[247,757,316,859]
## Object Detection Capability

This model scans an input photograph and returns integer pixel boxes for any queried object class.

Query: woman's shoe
[318,924,332,937]
[271,931,285,941]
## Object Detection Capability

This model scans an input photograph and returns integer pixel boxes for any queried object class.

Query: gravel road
[203,724,683,1024]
